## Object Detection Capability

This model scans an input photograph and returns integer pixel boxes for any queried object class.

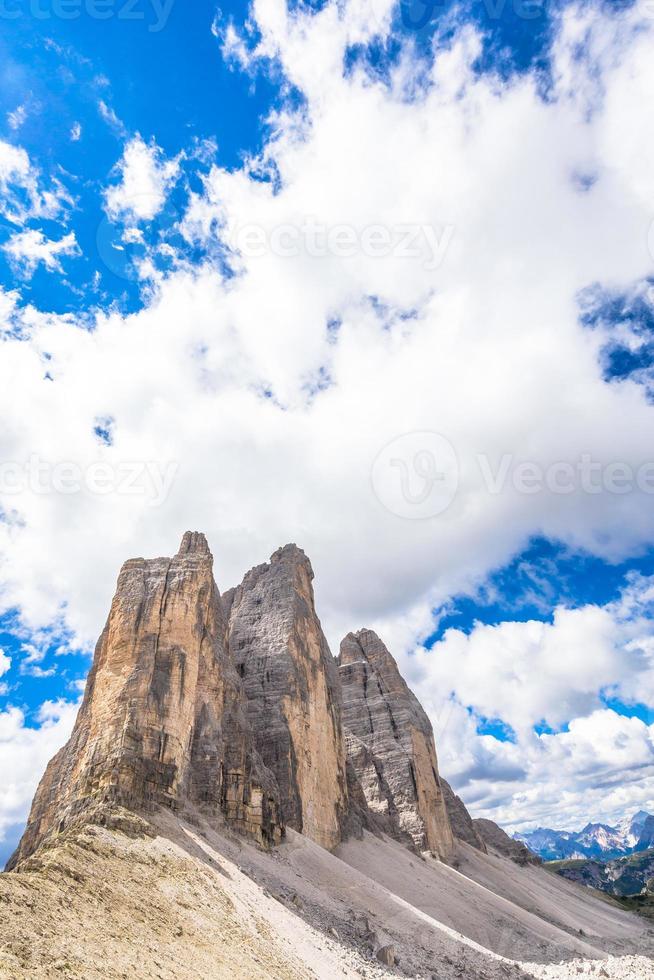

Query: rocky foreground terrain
[1,533,653,979]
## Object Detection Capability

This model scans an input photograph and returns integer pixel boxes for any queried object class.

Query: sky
[2,0,654,866]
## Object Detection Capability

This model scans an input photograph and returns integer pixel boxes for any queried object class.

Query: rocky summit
[337,629,454,859]
[224,543,349,851]
[8,532,283,869]
[3,533,653,980]
[10,534,457,868]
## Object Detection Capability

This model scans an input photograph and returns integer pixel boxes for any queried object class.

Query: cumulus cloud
[413,605,623,736]
[0,649,10,695]
[0,139,71,225]
[2,1,654,829]
[104,135,181,222]
[0,699,78,853]
[2,4,654,641]
[3,230,80,277]
[403,574,654,829]
[0,141,32,188]
[438,705,654,834]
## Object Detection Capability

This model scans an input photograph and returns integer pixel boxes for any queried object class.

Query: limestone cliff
[441,778,487,853]
[337,629,454,860]
[8,533,282,869]
[225,544,349,851]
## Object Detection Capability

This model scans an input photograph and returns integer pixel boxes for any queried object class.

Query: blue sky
[2,0,654,866]
[0,0,567,317]
[0,0,280,314]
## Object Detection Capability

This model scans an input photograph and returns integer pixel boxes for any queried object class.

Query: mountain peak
[176,530,211,556]
[579,822,613,834]
[269,542,313,572]
[337,628,454,859]
[520,809,654,862]
[338,628,402,681]
[8,535,282,868]
[225,541,346,850]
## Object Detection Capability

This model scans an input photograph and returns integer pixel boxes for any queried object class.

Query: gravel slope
[0,808,652,980]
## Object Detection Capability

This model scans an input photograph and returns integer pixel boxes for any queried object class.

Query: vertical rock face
[10,536,463,870]
[225,545,349,851]
[337,629,454,860]
[440,778,487,853]
[8,533,282,869]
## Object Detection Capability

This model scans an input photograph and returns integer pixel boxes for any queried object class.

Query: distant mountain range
[550,849,654,900]
[515,810,654,862]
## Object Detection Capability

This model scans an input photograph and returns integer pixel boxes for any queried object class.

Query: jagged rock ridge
[8,533,282,869]
[5,535,654,980]
[337,628,454,860]
[224,544,349,851]
[10,533,481,871]
[473,818,542,866]
[516,810,654,862]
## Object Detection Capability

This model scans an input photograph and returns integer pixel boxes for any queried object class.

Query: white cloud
[0,649,10,678]
[2,4,654,645]
[437,705,654,835]
[22,665,56,679]
[402,574,654,829]
[7,105,27,131]
[216,19,253,70]
[97,100,126,138]
[0,140,71,225]
[20,642,45,665]
[17,642,55,677]
[389,668,654,832]
[3,2,654,830]
[0,699,78,849]
[412,605,623,736]
[0,141,39,222]
[70,122,82,142]
[0,141,33,182]
[104,135,181,222]
[3,230,80,277]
